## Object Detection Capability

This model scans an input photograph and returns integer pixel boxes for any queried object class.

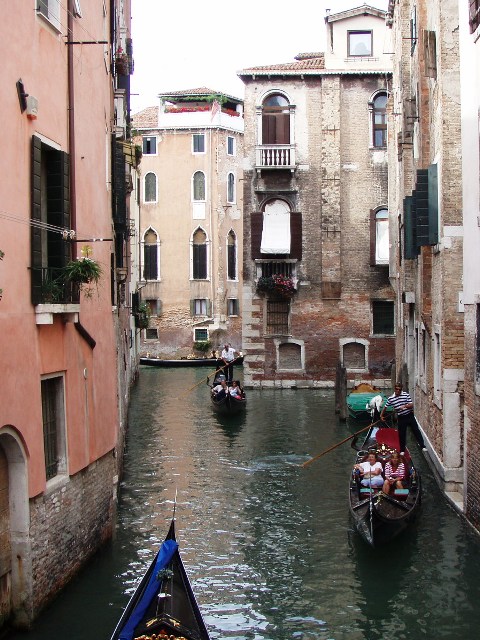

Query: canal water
[7,367,480,640]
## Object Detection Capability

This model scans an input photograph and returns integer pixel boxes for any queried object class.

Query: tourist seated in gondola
[353,451,384,488]
[382,451,406,495]
[212,379,228,400]
[229,380,244,398]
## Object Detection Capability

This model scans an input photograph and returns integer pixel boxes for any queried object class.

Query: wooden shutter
[251,212,263,259]
[31,135,43,304]
[415,169,429,248]
[369,209,376,266]
[276,113,290,144]
[112,137,126,228]
[428,163,439,245]
[262,114,276,144]
[403,195,418,259]
[46,149,70,270]
[206,299,212,316]
[227,243,236,279]
[193,244,207,279]
[424,30,437,79]
[143,244,157,280]
[290,212,302,259]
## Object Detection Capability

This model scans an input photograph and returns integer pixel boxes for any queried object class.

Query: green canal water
[7,367,480,640]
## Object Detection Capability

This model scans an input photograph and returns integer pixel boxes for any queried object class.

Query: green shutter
[31,136,43,304]
[428,163,439,245]
[415,169,429,248]
[404,195,418,259]
[206,299,212,316]
[46,149,70,270]
[190,299,195,316]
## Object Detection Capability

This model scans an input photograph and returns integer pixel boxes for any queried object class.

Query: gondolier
[380,382,427,454]
[221,343,239,383]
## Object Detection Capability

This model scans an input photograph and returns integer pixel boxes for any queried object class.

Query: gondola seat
[393,488,409,500]
[359,487,380,496]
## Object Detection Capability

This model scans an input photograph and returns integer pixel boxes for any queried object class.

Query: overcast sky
[130,0,388,114]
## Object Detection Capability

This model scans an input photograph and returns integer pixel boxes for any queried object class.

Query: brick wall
[29,453,115,615]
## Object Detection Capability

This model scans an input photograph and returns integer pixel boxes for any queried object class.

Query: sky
[130,0,389,114]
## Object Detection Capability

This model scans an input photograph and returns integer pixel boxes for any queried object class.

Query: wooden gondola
[140,356,244,368]
[349,424,421,547]
[209,372,246,415]
[346,384,393,420]
[110,520,210,640]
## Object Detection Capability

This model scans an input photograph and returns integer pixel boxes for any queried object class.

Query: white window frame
[375,208,389,264]
[193,299,208,316]
[227,136,235,156]
[190,227,209,280]
[192,171,206,202]
[41,373,68,485]
[142,227,161,281]
[144,172,158,203]
[142,136,157,155]
[339,338,369,374]
[227,298,239,317]
[192,133,205,154]
[227,172,236,204]
[348,30,373,57]
[36,0,61,31]
[194,328,209,342]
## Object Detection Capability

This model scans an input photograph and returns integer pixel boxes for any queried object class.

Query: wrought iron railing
[32,267,80,305]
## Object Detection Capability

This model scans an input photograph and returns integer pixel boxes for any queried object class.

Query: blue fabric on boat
[119,539,178,640]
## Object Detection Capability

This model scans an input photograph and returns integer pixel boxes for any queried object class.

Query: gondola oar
[301,418,385,468]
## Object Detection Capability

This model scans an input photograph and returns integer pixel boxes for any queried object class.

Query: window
[146,299,161,316]
[194,328,208,341]
[476,305,480,384]
[372,301,394,335]
[343,342,366,370]
[371,208,389,265]
[227,136,235,156]
[410,6,417,54]
[424,30,437,78]
[193,171,206,201]
[142,136,157,155]
[348,31,372,56]
[266,299,290,335]
[37,0,61,30]
[31,136,72,305]
[143,229,159,280]
[144,172,157,203]
[192,134,205,153]
[192,229,207,279]
[434,330,441,397]
[372,93,387,148]
[470,1,480,33]
[73,0,82,18]
[227,173,235,204]
[261,199,291,254]
[227,230,237,280]
[228,298,239,316]
[41,376,66,481]
[192,299,208,315]
[145,328,158,340]
[278,342,302,370]
[262,94,290,145]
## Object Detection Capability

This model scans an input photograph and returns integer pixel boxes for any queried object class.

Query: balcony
[255,144,296,171]
[32,267,80,325]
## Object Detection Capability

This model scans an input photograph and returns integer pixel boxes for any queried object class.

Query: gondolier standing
[380,382,427,455]
[221,343,238,383]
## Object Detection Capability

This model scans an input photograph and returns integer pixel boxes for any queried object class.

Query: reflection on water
[7,367,480,640]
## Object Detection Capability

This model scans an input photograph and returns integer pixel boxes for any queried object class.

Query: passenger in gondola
[354,451,384,488]
[212,379,228,400]
[229,381,244,398]
[382,451,405,494]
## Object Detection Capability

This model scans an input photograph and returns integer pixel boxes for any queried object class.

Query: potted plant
[257,274,296,298]
[193,340,212,356]
[63,245,102,297]
[115,46,129,75]
[135,302,151,329]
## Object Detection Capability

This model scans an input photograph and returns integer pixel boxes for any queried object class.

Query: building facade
[386,0,464,501]
[0,0,136,628]
[239,5,395,388]
[132,89,244,357]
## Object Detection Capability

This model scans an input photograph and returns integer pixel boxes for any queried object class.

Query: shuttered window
[470,1,480,33]
[266,300,290,335]
[192,229,207,279]
[227,231,236,280]
[41,376,65,481]
[143,229,159,280]
[262,94,290,145]
[251,211,302,259]
[372,301,395,335]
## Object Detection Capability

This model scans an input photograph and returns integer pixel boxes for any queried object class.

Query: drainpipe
[67,0,77,256]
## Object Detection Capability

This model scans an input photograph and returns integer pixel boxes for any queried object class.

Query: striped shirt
[384,461,405,480]
[384,390,412,416]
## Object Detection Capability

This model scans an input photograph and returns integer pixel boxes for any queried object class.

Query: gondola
[346,384,393,420]
[110,519,210,640]
[140,356,244,368]
[349,423,421,547]
[209,373,246,415]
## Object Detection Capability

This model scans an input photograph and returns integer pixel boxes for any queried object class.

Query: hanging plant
[115,46,129,75]
[63,246,102,297]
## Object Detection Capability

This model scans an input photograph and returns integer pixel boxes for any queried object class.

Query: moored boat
[140,356,244,368]
[349,424,421,547]
[110,519,210,640]
[347,384,393,420]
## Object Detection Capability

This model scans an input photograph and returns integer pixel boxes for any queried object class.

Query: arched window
[227,230,236,280]
[372,93,387,148]
[227,173,235,204]
[192,228,207,279]
[193,171,206,201]
[144,172,157,202]
[143,228,159,280]
[370,208,389,265]
[262,93,290,145]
